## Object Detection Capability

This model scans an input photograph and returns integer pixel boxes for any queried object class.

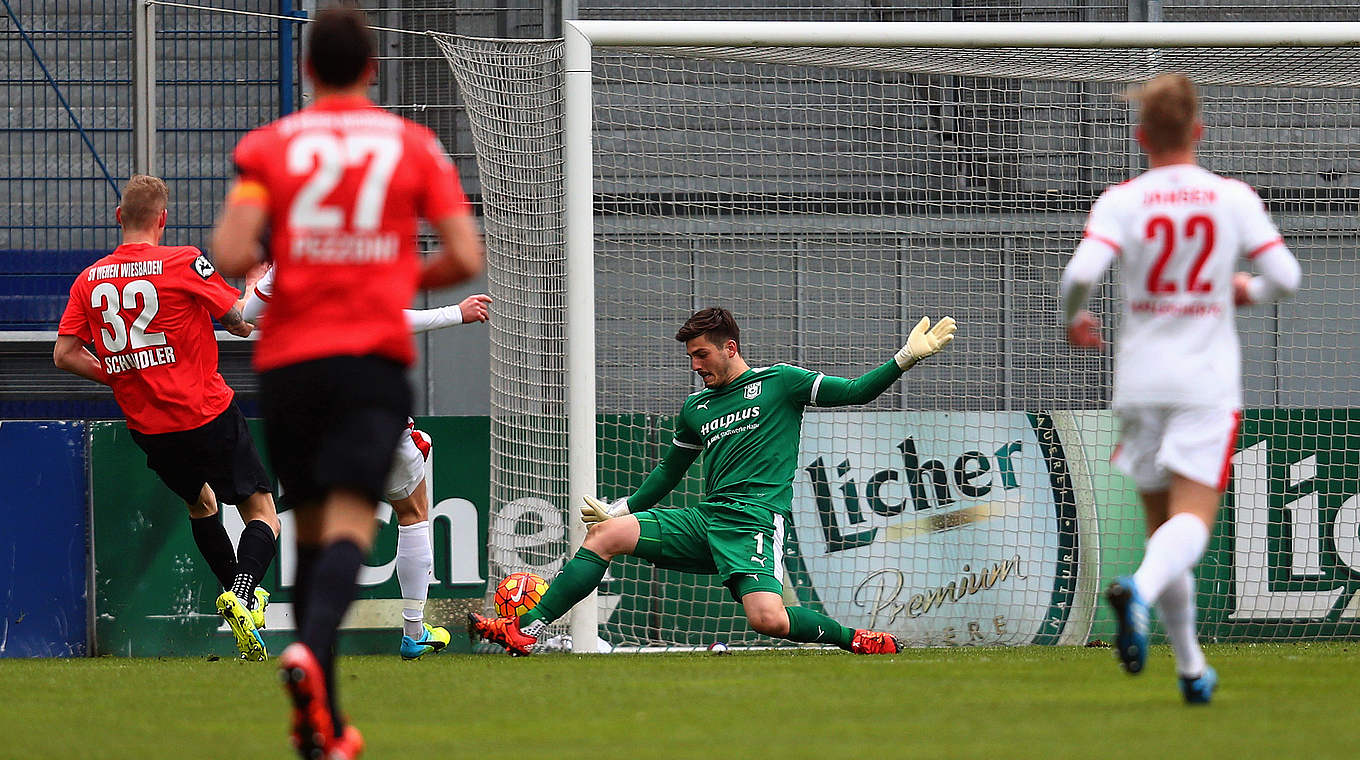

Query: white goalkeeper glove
[581,495,631,525]
[894,316,957,370]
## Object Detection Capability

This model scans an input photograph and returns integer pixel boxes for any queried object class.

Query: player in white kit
[1060,74,1301,703]
[242,265,492,659]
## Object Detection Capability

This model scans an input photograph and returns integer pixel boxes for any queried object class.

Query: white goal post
[438,21,1360,653]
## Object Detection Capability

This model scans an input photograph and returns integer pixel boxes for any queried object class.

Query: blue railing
[1,1,300,330]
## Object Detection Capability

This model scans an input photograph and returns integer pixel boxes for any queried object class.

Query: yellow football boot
[216,590,267,661]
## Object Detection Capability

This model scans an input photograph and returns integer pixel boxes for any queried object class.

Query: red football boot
[326,724,365,760]
[467,612,538,656]
[279,642,337,759]
[849,629,902,655]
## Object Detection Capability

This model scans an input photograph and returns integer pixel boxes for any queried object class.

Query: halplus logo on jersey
[790,411,1094,646]
[744,381,762,400]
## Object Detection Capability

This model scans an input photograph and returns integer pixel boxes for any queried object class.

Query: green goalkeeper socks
[518,547,610,627]
[784,605,854,648]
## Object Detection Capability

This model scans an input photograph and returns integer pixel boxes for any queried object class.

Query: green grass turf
[3,642,1357,759]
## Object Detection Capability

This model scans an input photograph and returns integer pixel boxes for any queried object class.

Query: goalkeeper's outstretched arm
[813,315,956,407]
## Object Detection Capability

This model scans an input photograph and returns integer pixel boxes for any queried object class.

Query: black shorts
[130,401,272,505]
[259,355,412,507]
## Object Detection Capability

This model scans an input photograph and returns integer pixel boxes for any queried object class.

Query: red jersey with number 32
[1083,164,1284,407]
[231,95,469,371]
[58,243,239,434]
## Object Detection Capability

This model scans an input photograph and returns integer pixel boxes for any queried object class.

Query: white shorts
[1112,405,1241,492]
[385,419,432,501]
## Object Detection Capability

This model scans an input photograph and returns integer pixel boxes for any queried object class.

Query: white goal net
[436,23,1360,650]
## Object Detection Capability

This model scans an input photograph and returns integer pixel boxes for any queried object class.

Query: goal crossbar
[565,20,1360,51]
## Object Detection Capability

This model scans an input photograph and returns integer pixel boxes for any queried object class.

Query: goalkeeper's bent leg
[784,605,854,649]
[518,547,609,627]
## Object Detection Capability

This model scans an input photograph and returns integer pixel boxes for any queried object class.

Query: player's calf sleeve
[784,605,854,648]
[190,515,237,591]
[396,521,434,637]
[519,547,609,628]
[1156,571,1207,678]
[300,539,365,737]
[230,519,277,603]
[1132,512,1210,603]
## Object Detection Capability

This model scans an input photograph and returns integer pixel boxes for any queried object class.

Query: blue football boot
[401,623,451,660]
[1179,665,1218,704]
[1105,576,1149,674]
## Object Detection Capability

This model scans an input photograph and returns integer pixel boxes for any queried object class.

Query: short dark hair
[307,6,374,88]
[675,307,740,351]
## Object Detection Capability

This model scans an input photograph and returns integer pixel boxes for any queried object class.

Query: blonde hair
[1131,74,1199,153]
[119,174,169,230]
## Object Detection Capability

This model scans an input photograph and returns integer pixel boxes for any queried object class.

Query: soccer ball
[494,571,549,619]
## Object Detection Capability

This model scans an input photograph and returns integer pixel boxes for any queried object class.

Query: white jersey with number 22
[1080,164,1285,408]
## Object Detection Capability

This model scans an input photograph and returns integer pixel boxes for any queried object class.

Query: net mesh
[438,32,1360,648]
[434,35,572,594]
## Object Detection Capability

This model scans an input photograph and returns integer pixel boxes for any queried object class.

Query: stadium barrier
[88,416,489,657]
[0,421,89,658]
[5,410,1356,657]
[511,409,1360,649]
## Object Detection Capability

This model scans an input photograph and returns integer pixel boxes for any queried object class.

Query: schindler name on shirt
[104,345,178,375]
[88,260,164,280]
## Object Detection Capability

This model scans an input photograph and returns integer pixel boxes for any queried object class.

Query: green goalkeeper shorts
[632,501,787,601]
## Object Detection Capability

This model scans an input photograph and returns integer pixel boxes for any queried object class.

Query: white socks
[1132,512,1210,604]
[1156,571,1207,679]
[397,521,434,639]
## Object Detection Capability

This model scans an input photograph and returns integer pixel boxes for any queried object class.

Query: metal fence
[153,1,290,246]
[2,0,131,255]
[3,0,1359,415]
[8,1,1357,260]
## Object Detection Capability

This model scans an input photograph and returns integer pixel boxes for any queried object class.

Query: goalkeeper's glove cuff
[581,495,631,525]
[893,346,919,371]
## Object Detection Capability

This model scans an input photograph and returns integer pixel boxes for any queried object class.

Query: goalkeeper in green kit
[469,307,956,654]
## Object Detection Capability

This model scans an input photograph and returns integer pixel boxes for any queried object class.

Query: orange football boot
[326,724,364,760]
[849,629,902,655]
[279,642,338,759]
[467,612,538,656]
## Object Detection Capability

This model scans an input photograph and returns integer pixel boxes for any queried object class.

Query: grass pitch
[3,642,1356,760]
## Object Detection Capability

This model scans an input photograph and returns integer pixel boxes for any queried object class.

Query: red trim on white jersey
[1247,237,1284,259]
[252,286,272,303]
[1216,410,1243,492]
[1083,231,1122,255]
[410,429,432,461]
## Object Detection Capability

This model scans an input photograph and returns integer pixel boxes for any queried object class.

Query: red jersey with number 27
[231,95,470,371]
[58,243,239,434]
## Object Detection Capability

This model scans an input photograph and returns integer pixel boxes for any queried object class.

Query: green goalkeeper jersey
[627,359,906,518]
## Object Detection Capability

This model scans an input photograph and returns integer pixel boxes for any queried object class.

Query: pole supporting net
[437,29,1360,649]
